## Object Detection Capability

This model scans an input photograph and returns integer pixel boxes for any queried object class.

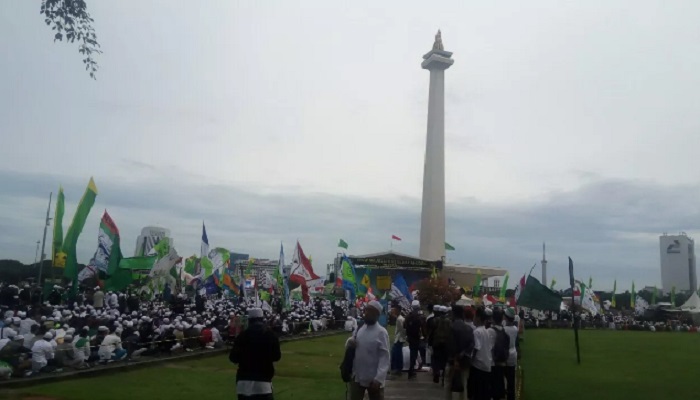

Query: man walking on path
[230,308,282,400]
[390,303,406,377]
[348,300,390,400]
[404,300,425,380]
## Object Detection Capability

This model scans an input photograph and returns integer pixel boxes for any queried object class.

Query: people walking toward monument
[404,300,425,380]
[503,308,519,400]
[471,307,494,400]
[229,308,281,400]
[390,303,406,377]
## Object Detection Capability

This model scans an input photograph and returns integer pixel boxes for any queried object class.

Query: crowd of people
[0,283,350,380]
[343,299,522,400]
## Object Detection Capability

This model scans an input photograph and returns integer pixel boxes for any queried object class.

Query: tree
[41,0,101,79]
[415,277,461,306]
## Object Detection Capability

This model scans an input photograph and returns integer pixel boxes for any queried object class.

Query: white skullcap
[411,300,420,308]
[43,332,53,340]
[367,301,383,313]
[247,308,263,319]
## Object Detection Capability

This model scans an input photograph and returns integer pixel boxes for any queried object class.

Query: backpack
[339,327,362,382]
[431,317,452,347]
[492,327,510,363]
[405,313,422,342]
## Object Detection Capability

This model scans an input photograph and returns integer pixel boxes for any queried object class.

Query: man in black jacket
[230,308,282,400]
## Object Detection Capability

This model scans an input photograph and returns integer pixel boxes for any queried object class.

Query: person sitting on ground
[31,332,57,373]
[0,335,32,377]
[98,327,126,362]
[24,324,40,350]
[74,328,92,365]
[124,330,147,359]
[55,335,85,369]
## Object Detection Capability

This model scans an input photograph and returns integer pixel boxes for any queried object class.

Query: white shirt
[23,333,35,349]
[211,327,222,343]
[394,315,406,344]
[237,381,272,396]
[0,327,17,340]
[472,326,495,372]
[351,324,390,387]
[98,334,123,360]
[504,325,518,366]
[31,339,55,371]
[19,318,37,335]
[94,291,105,308]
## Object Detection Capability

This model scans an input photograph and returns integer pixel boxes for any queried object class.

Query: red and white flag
[391,235,402,241]
[289,241,320,286]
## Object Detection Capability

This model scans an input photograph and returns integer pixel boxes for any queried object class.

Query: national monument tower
[419,30,453,261]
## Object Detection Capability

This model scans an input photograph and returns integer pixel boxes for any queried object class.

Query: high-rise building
[660,233,697,293]
[134,226,172,257]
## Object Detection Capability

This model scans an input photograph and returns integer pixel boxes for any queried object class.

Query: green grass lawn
[9,334,349,400]
[521,329,700,400]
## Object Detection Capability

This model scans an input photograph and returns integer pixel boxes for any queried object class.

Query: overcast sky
[2,1,700,290]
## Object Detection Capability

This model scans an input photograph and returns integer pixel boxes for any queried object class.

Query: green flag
[445,242,455,251]
[611,279,617,308]
[473,269,482,296]
[550,278,556,290]
[63,178,98,295]
[517,275,563,311]
[499,273,509,302]
[245,258,255,276]
[184,255,198,275]
[52,187,65,268]
[338,239,349,249]
[651,286,657,305]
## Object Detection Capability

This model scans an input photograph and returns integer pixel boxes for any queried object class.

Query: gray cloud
[2,169,697,291]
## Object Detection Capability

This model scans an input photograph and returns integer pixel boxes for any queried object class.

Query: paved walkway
[383,371,445,400]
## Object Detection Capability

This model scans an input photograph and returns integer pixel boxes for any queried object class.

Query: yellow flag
[361,274,370,288]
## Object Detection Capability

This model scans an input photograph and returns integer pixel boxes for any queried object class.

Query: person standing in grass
[471,307,494,400]
[229,308,281,400]
[503,308,519,400]
[347,300,390,400]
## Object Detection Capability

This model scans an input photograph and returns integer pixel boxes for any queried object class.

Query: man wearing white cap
[31,332,56,373]
[348,300,389,400]
[93,287,104,309]
[229,308,281,400]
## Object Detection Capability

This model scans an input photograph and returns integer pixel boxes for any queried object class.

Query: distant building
[660,233,697,293]
[134,226,173,257]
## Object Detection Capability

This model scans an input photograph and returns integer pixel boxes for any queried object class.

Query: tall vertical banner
[63,178,98,297]
[568,257,581,365]
[52,187,65,268]
[79,211,122,282]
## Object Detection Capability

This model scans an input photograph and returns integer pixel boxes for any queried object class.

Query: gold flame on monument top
[432,30,444,51]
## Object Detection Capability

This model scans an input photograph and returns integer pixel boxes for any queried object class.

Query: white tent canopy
[680,292,700,310]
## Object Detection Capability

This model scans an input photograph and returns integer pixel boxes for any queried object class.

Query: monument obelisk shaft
[419,31,453,261]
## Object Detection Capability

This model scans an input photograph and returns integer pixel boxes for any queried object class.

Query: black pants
[491,365,505,400]
[238,394,273,400]
[505,366,516,400]
[470,367,491,400]
[408,343,419,376]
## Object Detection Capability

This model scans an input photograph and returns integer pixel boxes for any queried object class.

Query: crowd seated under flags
[0,283,350,379]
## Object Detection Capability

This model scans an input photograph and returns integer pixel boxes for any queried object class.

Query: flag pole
[568,257,581,364]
